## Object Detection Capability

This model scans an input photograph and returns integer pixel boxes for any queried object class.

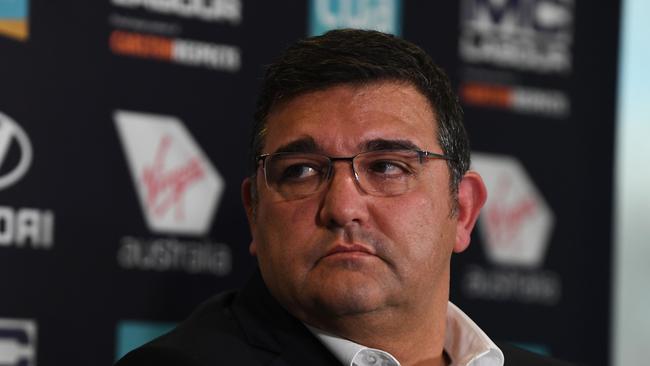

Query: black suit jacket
[115,272,574,366]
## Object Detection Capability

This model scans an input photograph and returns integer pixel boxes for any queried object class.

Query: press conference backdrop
[0,1,627,365]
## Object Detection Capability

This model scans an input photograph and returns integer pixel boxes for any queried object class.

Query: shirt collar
[307,302,504,366]
[305,324,401,366]
[445,302,504,366]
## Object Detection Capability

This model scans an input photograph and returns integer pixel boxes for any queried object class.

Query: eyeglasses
[256,149,450,199]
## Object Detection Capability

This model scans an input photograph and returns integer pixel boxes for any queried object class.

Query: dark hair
[251,29,469,198]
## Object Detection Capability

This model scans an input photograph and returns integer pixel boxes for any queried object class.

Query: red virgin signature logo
[141,135,205,221]
[484,177,538,247]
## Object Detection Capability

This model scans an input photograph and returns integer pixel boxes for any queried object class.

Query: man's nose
[317,162,369,228]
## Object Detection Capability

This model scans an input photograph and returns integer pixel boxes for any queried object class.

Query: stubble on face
[248,81,457,332]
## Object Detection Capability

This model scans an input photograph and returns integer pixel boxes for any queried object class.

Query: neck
[307,295,450,366]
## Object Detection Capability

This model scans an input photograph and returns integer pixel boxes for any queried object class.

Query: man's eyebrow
[272,138,421,155]
[362,139,422,152]
[273,137,320,154]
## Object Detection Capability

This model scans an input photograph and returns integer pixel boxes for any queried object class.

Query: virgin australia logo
[114,110,225,236]
[472,152,554,267]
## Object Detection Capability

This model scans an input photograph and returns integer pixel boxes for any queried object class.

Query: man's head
[241,29,486,336]
[250,29,469,203]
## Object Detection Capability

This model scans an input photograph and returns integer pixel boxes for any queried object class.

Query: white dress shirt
[307,302,504,366]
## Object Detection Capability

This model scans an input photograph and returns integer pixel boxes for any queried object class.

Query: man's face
[243,81,481,327]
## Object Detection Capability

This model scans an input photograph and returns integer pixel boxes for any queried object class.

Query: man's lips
[324,243,376,257]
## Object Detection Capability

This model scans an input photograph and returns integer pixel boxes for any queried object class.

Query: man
[116,29,573,366]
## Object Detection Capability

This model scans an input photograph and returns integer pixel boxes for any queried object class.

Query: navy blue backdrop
[0,1,619,365]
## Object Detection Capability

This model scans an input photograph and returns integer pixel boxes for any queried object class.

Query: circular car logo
[0,112,33,190]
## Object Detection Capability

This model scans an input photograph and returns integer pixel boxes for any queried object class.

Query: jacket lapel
[231,271,342,366]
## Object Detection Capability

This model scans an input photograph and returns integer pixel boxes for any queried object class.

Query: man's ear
[454,171,488,253]
[241,177,258,256]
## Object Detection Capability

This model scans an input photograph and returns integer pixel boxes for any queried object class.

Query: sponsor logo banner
[114,110,231,275]
[460,82,570,118]
[108,0,242,71]
[116,236,231,275]
[0,112,32,191]
[114,110,224,236]
[0,207,54,249]
[462,265,561,305]
[0,112,55,250]
[110,0,241,24]
[115,320,175,360]
[309,0,401,36]
[457,0,575,119]
[109,30,240,71]
[461,152,561,305]
[459,0,574,74]
[473,153,554,267]
[0,0,29,41]
[0,318,37,366]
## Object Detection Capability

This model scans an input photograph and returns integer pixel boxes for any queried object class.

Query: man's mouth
[325,243,375,257]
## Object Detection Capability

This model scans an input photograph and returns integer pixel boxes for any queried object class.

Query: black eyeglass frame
[255,149,452,198]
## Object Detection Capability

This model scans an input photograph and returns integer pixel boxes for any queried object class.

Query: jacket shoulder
[114,290,274,366]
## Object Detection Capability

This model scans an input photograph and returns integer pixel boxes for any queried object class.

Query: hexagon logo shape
[472,152,554,268]
[114,110,224,236]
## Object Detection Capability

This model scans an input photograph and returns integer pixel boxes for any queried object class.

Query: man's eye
[367,160,411,176]
[281,164,321,180]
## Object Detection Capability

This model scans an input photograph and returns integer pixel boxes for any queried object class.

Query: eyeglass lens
[264,150,426,199]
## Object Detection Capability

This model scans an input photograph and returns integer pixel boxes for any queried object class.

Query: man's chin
[305,276,392,318]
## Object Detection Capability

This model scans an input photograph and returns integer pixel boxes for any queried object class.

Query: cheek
[256,198,319,258]
[372,192,455,266]
[374,190,449,235]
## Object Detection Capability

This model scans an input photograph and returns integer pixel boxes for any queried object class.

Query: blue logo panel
[0,0,29,40]
[0,0,28,19]
[115,320,176,360]
[309,0,401,36]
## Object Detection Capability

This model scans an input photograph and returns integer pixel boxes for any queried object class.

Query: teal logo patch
[0,0,28,18]
[115,320,175,360]
[0,0,30,40]
[309,0,401,36]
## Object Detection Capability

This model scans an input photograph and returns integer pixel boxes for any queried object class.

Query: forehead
[263,81,439,154]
